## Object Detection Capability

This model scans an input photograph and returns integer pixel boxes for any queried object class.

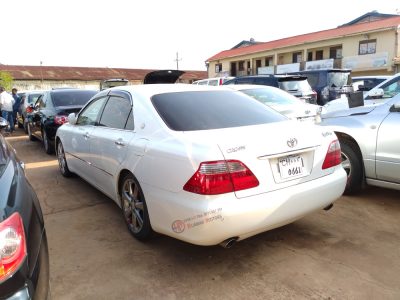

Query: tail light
[26,106,33,113]
[0,213,27,283]
[219,78,223,85]
[54,115,68,125]
[183,160,259,195]
[322,140,341,169]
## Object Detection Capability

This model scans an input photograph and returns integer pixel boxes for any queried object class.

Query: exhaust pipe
[324,203,334,211]
[219,237,238,248]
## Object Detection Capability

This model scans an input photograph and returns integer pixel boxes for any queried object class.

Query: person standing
[0,86,15,133]
[11,88,21,126]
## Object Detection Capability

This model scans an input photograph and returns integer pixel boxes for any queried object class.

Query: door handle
[115,140,125,146]
[83,133,90,139]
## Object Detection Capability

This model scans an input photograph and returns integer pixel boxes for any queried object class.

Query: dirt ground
[6,129,400,300]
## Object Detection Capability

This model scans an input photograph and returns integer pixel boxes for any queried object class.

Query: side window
[35,95,44,108]
[98,96,132,129]
[382,79,400,98]
[77,97,107,126]
[124,110,134,130]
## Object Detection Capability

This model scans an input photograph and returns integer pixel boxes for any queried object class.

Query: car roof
[114,83,234,98]
[352,76,390,80]
[226,84,281,91]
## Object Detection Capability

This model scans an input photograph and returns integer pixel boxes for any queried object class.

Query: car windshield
[51,90,97,107]
[240,87,303,106]
[327,72,351,87]
[278,79,312,92]
[152,90,286,131]
[0,136,9,177]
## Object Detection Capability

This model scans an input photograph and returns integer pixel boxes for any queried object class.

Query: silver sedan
[320,94,400,194]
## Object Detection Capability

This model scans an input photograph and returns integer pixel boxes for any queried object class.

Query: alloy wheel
[122,178,144,234]
[57,142,66,174]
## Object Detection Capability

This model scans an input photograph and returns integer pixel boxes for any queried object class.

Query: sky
[1,0,399,71]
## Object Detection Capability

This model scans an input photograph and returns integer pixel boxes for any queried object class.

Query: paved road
[6,129,400,299]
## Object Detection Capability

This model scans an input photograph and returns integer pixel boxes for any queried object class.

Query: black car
[27,89,97,154]
[223,74,317,104]
[284,69,353,105]
[0,122,50,299]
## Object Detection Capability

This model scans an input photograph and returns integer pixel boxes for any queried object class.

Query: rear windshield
[327,72,351,87]
[278,79,312,92]
[240,87,303,106]
[51,90,97,107]
[27,93,43,104]
[151,91,286,131]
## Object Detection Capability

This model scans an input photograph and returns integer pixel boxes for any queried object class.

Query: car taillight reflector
[322,140,341,169]
[183,160,259,195]
[54,115,68,125]
[26,107,33,113]
[0,213,27,283]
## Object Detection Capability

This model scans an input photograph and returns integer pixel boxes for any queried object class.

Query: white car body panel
[56,84,347,246]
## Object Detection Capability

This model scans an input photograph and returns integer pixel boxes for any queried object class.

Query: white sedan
[55,84,346,247]
[227,85,321,122]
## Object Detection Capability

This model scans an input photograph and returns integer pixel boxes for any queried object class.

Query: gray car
[320,94,400,194]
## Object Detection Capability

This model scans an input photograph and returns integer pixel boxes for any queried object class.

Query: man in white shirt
[0,86,15,133]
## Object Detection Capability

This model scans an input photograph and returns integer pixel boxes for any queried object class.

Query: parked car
[364,72,400,102]
[223,75,317,104]
[285,69,353,105]
[27,88,97,154]
[55,84,346,247]
[192,76,234,86]
[226,85,321,122]
[351,75,390,92]
[320,93,400,194]
[17,90,46,133]
[323,73,400,113]
[0,126,50,299]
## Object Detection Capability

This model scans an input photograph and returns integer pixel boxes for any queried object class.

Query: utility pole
[174,52,182,70]
[40,61,44,89]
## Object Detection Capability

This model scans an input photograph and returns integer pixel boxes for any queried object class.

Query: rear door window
[98,96,132,129]
[151,91,286,131]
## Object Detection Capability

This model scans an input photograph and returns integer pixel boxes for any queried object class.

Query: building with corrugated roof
[206,12,400,78]
[0,65,207,90]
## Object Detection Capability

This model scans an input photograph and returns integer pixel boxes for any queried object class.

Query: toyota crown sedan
[320,93,400,194]
[55,85,346,246]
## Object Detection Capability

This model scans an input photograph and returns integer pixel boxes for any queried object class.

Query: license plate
[278,154,304,179]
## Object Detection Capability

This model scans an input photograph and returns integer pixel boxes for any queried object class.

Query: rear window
[51,90,97,107]
[27,93,43,104]
[327,72,351,87]
[151,91,286,131]
[279,79,312,92]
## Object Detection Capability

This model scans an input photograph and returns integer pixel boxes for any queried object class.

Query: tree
[0,71,14,90]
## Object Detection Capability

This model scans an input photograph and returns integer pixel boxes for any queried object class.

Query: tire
[340,141,363,195]
[56,141,72,177]
[28,123,36,141]
[43,129,53,154]
[120,173,153,240]
[23,117,28,134]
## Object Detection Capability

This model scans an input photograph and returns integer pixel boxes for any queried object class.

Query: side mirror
[367,88,384,99]
[357,85,368,91]
[68,113,77,125]
[390,102,400,112]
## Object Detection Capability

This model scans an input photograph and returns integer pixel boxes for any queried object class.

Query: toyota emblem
[287,138,298,148]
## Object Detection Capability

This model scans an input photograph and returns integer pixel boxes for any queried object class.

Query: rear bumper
[145,166,347,246]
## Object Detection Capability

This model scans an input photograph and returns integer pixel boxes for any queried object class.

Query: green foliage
[0,71,14,90]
